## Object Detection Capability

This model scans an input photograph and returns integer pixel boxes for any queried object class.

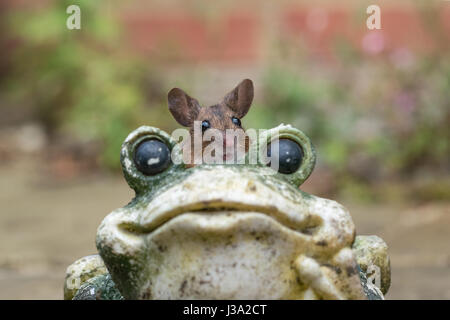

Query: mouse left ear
[168,88,201,127]
[223,79,254,118]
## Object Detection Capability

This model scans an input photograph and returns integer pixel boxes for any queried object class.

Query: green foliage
[3,0,448,187]
[4,0,166,169]
[256,55,449,187]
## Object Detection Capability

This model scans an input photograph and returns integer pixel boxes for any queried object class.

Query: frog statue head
[64,124,391,300]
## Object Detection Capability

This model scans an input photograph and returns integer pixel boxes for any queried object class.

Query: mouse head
[168,79,254,164]
[168,79,254,133]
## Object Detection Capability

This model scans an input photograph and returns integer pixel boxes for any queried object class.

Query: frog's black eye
[201,120,210,132]
[267,139,303,174]
[134,139,171,175]
[231,116,241,127]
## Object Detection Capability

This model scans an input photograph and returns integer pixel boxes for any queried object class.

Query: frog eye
[134,139,171,175]
[267,139,303,174]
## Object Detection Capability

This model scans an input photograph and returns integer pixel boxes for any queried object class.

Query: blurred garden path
[0,158,449,299]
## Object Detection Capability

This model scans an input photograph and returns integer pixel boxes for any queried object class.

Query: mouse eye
[134,139,171,175]
[267,139,303,174]
[231,117,241,127]
[201,120,210,132]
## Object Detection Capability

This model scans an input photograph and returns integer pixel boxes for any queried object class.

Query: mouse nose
[223,137,234,148]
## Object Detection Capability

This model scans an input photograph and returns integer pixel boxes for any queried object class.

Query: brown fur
[168,79,254,167]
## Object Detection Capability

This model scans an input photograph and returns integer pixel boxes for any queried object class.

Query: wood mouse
[168,79,254,167]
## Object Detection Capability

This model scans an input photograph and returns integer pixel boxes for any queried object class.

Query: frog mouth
[117,167,325,237]
[120,199,322,237]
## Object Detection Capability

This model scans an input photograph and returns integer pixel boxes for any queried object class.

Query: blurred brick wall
[118,1,450,63]
[4,0,450,64]
[121,11,259,62]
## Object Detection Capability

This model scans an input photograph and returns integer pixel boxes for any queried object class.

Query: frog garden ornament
[64,124,390,300]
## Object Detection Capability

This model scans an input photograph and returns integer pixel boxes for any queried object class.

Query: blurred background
[0,0,449,299]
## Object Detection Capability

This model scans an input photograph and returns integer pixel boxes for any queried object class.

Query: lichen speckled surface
[353,235,391,295]
[64,125,390,300]
[64,254,107,300]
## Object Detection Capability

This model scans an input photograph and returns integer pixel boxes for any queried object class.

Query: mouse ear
[168,88,201,127]
[223,79,254,118]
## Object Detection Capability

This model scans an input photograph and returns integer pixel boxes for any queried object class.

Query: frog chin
[138,212,310,299]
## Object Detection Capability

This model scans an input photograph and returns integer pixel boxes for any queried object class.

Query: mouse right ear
[223,79,254,118]
[168,88,201,127]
